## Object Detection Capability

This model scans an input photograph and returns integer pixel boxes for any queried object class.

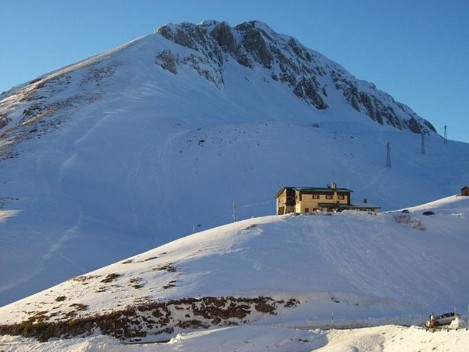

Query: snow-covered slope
[1,20,468,306]
[0,195,468,348]
[2,325,469,352]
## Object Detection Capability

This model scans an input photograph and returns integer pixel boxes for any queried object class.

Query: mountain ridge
[155,20,435,133]
[0,19,436,160]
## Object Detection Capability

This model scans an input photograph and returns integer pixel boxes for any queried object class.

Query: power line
[237,199,272,210]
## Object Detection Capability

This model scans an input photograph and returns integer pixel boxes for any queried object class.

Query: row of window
[307,194,346,200]
[280,193,347,204]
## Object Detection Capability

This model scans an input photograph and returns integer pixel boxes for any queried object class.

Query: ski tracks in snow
[41,210,84,262]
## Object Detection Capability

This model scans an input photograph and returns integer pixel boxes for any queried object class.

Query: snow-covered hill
[1,20,468,306]
[0,195,468,350]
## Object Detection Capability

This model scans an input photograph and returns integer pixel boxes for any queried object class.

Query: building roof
[346,203,381,210]
[275,186,353,198]
[316,203,380,209]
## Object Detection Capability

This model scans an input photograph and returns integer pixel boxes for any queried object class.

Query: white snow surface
[0,21,468,308]
[1,195,469,350]
[1,325,469,352]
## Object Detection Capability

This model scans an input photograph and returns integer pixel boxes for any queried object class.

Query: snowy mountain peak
[155,20,435,134]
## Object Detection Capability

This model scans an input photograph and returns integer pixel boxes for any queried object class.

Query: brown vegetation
[0,296,298,342]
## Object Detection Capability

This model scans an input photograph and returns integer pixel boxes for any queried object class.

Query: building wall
[295,191,349,213]
[276,187,352,214]
[276,189,295,214]
[276,189,286,214]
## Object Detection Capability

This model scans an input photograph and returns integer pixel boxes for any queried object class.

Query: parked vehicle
[426,312,459,328]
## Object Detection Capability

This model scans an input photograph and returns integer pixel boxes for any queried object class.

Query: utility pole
[232,202,237,222]
[386,142,391,168]
[444,125,448,144]
[420,133,426,155]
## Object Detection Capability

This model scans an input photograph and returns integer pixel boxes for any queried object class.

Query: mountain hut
[275,183,380,215]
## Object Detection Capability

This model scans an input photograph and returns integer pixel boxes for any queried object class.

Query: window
[326,194,333,200]
[305,208,309,213]
[338,195,345,200]
[313,194,319,199]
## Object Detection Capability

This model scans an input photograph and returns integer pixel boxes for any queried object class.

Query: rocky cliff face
[155,20,435,134]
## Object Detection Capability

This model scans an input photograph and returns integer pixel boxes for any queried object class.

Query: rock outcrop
[155,20,435,134]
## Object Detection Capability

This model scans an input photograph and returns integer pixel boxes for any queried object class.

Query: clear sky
[1,0,468,142]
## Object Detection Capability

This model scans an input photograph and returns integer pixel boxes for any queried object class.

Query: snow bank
[2,325,469,352]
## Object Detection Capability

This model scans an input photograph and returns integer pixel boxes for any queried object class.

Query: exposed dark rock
[294,78,328,110]
[406,117,423,134]
[424,120,437,133]
[101,273,121,283]
[155,50,178,74]
[210,22,237,53]
[0,296,291,342]
[240,27,273,69]
[0,115,10,129]
[156,25,173,41]
[167,23,200,49]
[288,38,309,62]
[329,64,435,134]
[154,20,435,134]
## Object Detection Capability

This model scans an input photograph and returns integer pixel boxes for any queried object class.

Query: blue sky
[1,0,468,142]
